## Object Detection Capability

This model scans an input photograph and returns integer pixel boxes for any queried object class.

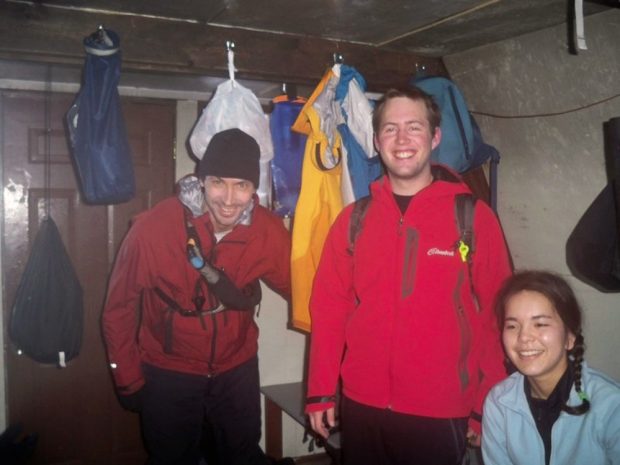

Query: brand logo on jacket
[427,248,455,257]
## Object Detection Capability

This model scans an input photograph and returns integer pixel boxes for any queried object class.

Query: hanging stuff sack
[189,45,274,207]
[413,75,501,211]
[66,26,135,204]
[9,217,84,367]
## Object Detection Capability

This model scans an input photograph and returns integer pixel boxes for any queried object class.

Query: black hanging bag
[566,117,620,292]
[9,217,84,365]
[566,182,620,292]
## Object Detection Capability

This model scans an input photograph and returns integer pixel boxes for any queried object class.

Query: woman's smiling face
[502,290,576,398]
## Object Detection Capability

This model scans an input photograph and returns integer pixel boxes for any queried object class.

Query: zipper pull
[458,240,469,263]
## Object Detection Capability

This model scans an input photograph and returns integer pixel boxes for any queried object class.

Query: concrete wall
[444,9,620,380]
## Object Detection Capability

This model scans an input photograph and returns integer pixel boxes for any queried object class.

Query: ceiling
[0,0,615,100]
[11,0,612,57]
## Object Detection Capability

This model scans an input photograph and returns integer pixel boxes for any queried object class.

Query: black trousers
[341,396,468,465]
[140,357,271,465]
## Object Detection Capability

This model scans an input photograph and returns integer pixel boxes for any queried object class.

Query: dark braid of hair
[562,332,590,415]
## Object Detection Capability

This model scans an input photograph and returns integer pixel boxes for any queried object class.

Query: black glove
[117,388,144,413]
[210,273,262,311]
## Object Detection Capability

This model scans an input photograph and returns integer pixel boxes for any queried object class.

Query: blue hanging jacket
[270,95,306,217]
[66,27,135,204]
[335,65,382,200]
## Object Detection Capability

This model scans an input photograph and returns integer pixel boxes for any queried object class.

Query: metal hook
[282,82,297,100]
[333,53,344,64]
[414,63,427,78]
[226,41,236,82]
[91,24,110,45]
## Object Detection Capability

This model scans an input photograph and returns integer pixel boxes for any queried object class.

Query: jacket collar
[499,362,593,413]
[369,163,470,205]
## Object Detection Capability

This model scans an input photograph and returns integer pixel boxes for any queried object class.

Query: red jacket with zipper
[102,196,291,394]
[306,165,512,432]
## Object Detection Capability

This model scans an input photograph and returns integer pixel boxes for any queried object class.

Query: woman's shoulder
[487,371,524,404]
[584,364,620,399]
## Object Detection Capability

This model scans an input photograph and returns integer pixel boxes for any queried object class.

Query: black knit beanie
[197,128,260,188]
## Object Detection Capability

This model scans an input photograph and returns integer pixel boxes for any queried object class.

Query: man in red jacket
[103,128,293,465]
[306,88,512,465]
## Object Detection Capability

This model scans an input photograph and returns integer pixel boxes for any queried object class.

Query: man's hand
[466,427,481,447]
[308,407,336,439]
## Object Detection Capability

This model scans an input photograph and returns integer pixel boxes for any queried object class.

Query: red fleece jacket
[307,166,512,433]
[103,197,291,393]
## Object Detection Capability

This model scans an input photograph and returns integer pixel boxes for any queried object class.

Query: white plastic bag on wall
[189,80,274,206]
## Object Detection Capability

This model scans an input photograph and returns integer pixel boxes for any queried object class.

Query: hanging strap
[44,65,52,220]
[314,144,342,171]
[347,196,371,255]
[575,0,587,51]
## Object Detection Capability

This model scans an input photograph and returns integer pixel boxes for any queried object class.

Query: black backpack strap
[154,287,183,312]
[488,152,500,213]
[455,194,475,262]
[154,285,209,354]
[455,194,480,311]
[153,287,180,354]
[347,196,371,255]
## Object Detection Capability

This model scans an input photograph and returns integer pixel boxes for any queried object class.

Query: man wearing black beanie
[197,128,261,234]
[103,128,294,465]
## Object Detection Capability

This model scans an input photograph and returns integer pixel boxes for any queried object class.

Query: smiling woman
[501,289,576,399]
[482,270,620,465]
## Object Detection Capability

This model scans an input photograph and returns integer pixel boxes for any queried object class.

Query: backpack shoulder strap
[347,196,371,255]
[455,193,481,310]
[455,193,475,263]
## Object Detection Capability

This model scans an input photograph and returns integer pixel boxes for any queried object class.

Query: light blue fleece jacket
[482,363,620,465]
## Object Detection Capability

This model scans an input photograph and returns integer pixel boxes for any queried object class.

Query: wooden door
[1,90,176,465]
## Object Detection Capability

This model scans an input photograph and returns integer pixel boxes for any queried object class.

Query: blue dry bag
[66,27,135,204]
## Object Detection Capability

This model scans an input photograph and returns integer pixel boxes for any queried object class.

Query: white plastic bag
[189,80,274,206]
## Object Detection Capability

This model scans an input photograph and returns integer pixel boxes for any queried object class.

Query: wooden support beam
[0,2,447,91]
